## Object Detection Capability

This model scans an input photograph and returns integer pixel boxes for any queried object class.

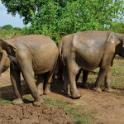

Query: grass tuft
[44,97,94,124]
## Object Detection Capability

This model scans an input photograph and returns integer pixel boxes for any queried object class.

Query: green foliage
[28,1,60,41]
[2,0,124,41]
[1,24,13,30]
[0,98,12,104]
[0,27,23,39]
[111,22,124,33]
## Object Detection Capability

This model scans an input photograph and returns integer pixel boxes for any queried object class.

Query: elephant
[75,68,96,87]
[59,31,124,99]
[0,35,58,106]
[0,49,10,75]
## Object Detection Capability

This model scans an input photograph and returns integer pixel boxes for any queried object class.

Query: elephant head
[115,34,124,57]
[0,39,16,75]
[0,39,16,60]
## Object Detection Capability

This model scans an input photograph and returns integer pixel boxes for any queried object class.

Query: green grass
[0,28,23,39]
[110,59,124,90]
[43,96,94,124]
[84,59,124,90]
[0,98,12,104]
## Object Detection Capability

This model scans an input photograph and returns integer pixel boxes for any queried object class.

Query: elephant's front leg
[62,66,70,95]
[82,70,89,88]
[36,75,44,96]
[10,62,23,104]
[76,69,89,88]
[68,60,81,99]
[94,68,107,92]
[18,53,43,106]
[82,70,89,83]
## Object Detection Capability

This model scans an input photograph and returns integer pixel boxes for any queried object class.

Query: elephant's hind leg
[104,66,113,92]
[94,50,114,92]
[67,60,81,99]
[10,62,23,104]
[17,52,43,106]
[43,72,52,95]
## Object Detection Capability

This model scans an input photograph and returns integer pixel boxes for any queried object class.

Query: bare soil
[49,89,124,124]
[0,104,73,124]
[0,71,73,124]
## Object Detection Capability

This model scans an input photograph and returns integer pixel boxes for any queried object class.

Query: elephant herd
[0,31,124,106]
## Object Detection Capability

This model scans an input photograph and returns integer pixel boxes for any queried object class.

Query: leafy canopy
[1,0,124,41]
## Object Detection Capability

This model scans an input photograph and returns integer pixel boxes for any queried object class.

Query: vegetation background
[0,0,124,41]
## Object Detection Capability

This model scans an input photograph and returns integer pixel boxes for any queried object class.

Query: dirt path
[49,89,124,124]
[0,70,74,124]
[0,70,124,124]
[0,104,73,124]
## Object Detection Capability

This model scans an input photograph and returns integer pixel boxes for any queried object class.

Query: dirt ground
[0,71,74,124]
[0,104,73,124]
[49,89,124,124]
[0,62,124,124]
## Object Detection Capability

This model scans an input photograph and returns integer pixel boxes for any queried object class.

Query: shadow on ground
[0,77,124,103]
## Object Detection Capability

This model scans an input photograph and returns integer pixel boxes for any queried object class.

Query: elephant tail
[50,50,60,81]
[58,38,65,66]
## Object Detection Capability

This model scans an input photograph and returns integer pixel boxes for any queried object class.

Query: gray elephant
[0,49,10,75]
[0,35,58,106]
[59,31,124,99]
[75,69,96,87]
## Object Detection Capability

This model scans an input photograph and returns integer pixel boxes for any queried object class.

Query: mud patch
[0,104,74,124]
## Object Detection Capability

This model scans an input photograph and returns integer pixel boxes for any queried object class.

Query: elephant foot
[43,89,51,95]
[43,84,51,95]
[93,87,102,93]
[38,91,43,96]
[12,98,24,105]
[33,98,44,107]
[71,90,81,99]
[104,88,114,93]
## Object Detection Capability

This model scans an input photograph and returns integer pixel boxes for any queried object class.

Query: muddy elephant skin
[0,35,59,106]
[59,31,124,99]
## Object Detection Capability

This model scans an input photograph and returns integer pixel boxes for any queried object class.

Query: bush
[1,25,13,30]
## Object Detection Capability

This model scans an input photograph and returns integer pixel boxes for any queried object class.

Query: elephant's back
[8,35,58,54]
[10,35,58,74]
[74,31,110,44]
[8,35,55,45]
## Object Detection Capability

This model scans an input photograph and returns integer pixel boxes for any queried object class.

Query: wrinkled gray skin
[54,44,97,87]
[0,35,58,106]
[59,31,124,99]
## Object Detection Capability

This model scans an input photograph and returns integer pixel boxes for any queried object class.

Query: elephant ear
[0,39,16,57]
[117,34,124,47]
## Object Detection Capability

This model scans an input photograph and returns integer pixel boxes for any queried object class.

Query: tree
[2,0,124,41]
[1,24,13,30]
